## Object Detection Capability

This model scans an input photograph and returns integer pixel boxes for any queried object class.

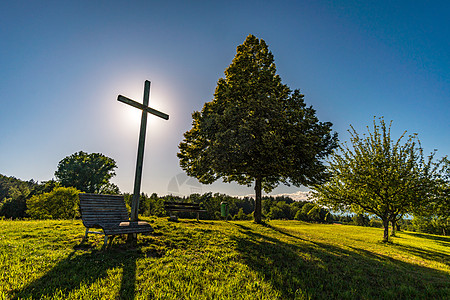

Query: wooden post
[130,80,150,221]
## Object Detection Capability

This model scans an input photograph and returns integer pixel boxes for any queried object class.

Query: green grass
[1,218,449,299]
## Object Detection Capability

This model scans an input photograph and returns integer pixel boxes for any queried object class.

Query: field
[1,218,449,299]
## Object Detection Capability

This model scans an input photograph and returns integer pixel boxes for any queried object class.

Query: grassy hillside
[1,218,449,299]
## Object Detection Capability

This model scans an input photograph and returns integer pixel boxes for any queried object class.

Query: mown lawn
[0,218,449,299]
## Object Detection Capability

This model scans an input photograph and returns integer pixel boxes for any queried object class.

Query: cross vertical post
[130,80,150,221]
[117,80,169,223]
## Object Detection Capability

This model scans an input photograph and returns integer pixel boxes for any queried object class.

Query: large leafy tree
[55,151,118,194]
[312,118,440,241]
[178,34,338,223]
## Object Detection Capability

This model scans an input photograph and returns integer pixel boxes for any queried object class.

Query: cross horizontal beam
[117,95,169,120]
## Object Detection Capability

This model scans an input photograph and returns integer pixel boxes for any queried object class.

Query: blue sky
[1,0,449,197]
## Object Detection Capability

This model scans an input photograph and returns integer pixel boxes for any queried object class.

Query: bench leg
[196,212,199,221]
[110,235,116,246]
[102,235,109,249]
[82,228,89,242]
[102,235,116,249]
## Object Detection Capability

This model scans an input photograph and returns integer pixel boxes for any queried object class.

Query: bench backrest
[79,193,129,228]
[164,201,201,208]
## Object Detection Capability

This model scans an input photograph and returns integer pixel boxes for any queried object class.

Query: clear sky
[1,0,449,198]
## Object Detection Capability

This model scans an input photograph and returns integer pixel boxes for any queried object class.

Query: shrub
[353,214,370,226]
[369,218,383,228]
[27,187,80,219]
[235,208,252,220]
[268,206,284,220]
[294,209,305,221]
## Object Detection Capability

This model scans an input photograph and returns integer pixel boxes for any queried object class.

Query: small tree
[178,34,337,223]
[413,157,450,235]
[55,151,118,193]
[312,118,439,242]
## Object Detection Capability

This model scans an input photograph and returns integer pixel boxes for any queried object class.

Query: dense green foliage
[0,174,35,218]
[1,172,446,236]
[55,151,119,194]
[1,151,118,219]
[1,219,448,299]
[124,192,332,223]
[178,34,337,223]
[0,175,58,219]
[26,186,80,219]
[312,118,442,241]
[0,174,35,200]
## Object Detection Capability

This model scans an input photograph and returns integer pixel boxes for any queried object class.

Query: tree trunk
[254,177,262,224]
[382,218,390,242]
[391,219,396,237]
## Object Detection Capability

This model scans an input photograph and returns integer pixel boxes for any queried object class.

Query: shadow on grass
[177,219,217,225]
[232,223,450,299]
[392,243,450,266]
[11,240,160,300]
[401,231,450,244]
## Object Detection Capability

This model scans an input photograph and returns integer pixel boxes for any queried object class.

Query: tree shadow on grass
[391,243,450,267]
[401,231,450,246]
[231,223,450,299]
[11,239,160,300]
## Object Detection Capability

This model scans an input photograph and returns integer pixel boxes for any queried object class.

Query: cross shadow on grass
[11,240,158,299]
[231,223,450,299]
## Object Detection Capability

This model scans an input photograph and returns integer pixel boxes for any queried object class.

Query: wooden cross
[118,80,169,221]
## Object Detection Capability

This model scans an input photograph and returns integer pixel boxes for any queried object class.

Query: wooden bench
[164,201,207,221]
[79,193,153,248]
